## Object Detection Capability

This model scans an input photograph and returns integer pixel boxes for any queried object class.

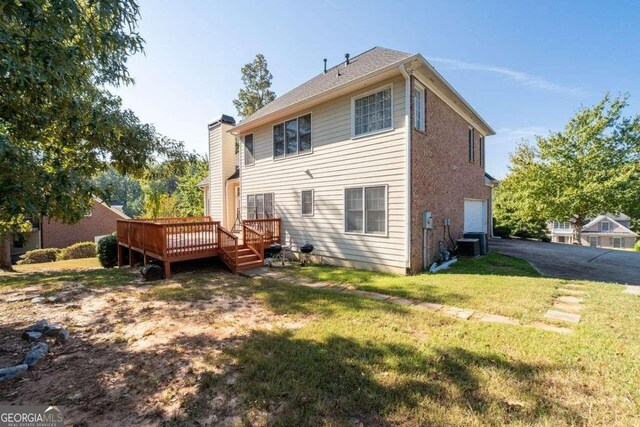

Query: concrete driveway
[490,238,640,285]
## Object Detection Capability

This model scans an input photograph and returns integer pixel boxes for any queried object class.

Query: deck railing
[218,226,239,272]
[243,224,264,259]
[116,216,280,277]
[117,217,220,276]
[242,218,281,245]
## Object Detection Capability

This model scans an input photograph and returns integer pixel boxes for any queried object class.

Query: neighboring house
[202,47,495,273]
[549,213,638,249]
[10,197,129,260]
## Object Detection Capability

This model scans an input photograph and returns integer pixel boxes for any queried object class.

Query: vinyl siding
[208,125,223,221]
[208,122,236,222]
[239,76,407,272]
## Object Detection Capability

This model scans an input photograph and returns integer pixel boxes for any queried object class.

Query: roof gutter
[400,63,412,272]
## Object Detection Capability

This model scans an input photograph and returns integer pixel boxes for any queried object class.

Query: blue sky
[115,0,640,178]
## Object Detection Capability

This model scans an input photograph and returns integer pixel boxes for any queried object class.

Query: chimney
[323,58,327,73]
[345,53,350,65]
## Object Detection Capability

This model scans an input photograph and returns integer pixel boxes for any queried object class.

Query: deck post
[164,261,171,279]
[117,244,123,267]
[142,222,147,265]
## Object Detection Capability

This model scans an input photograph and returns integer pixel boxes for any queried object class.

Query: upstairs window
[273,114,312,159]
[479,136,485,167]
[301,190,314,216]
[244,134,254,166]
[413,83,425,131]
[345,186,387,235]
[601,221,611,232]
[553,221,572,230]
[353,86,392,137]
[468,128,475,163]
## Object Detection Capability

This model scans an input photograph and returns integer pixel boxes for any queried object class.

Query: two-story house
[549,213,638,249]
[201,47,495,274]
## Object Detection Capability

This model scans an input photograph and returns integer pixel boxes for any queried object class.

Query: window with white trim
[344,186,387,235]
[553,221,572,230]
[273,114,312,159]
[353,87,392,137]
[246,193,274,219]
[301,190,314,216]
[613,237,621,248]
[479,136,485,167]
[601,221,611,231]
[413,83,425,131]
[244,134,254,166]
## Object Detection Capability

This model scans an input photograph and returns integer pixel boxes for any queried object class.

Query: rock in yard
[23,343,49,367]
[43,324,63,336]
[26,319,49,332]
[21,331,42,342]
[56,328,70,344]
[43,324,70,343]
[0,364,29,382]
[141,264,164,281]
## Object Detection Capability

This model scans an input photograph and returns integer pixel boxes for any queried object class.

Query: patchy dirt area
[0,266,308,426]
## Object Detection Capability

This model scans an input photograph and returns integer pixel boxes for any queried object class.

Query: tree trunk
[0,233,13,271]
[573,217,584,245]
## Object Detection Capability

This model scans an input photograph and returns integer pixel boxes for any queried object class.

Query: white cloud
[488,126,549,146]
[426,57,586,96]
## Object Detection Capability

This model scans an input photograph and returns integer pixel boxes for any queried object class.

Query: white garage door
[464,199,487,233]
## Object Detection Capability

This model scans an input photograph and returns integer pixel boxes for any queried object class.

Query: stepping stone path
[559,288,587,296]
[540,283,587,329]
[623,286,640,295]
[476,313,520,325]
[528,322,573,335]
[553,302,582,312]
[250,269,575,334]
[557,296,583,304]
[544,310,581,324]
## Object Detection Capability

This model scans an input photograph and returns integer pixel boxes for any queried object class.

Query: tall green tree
[175,155,209,217]
[0,0,189,269]
[496,94,640,244]
[94,168,144,217]
[232,54,276,118]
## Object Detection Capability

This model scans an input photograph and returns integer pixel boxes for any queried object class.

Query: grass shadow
[170,330,582,426]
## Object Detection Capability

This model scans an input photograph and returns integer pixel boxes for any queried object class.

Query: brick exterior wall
[409,75,491,272]
[41,199,126,249]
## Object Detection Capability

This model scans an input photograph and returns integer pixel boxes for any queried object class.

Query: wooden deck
[116,217,281,277]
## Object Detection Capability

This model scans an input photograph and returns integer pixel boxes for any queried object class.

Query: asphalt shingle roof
[238,47,412,127]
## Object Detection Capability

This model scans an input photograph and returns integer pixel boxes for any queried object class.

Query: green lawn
[285,252,585,323]
[2,255,639,425]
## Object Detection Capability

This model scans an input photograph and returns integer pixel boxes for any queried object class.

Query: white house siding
[208,122,236,222]
[239,76,408,273]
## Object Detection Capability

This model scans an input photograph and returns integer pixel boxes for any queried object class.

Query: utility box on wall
[422,211,433,229]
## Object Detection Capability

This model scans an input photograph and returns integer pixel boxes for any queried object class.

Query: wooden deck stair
[236,245,264,271]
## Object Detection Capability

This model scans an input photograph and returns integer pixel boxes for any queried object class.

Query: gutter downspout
[400,63,412,272]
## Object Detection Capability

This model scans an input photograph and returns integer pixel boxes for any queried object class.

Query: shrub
[513,229,532,239]
[540,235,551,242]
[17,248,60,265]
[58,241,96,260]
[493,226,511,238]
[97,234,118,268]
[634,240,640,252]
